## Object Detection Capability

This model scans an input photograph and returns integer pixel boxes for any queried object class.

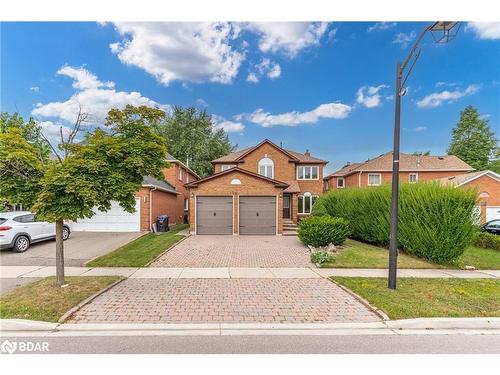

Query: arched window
[258,157,274,178]
[298,192,317,214]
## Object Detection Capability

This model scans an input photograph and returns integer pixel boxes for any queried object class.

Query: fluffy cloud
[243,102,352,127]
[416,84,480,108]
[32,65,163,124]
[37,120,72,148]
[368,22,397,32]
[413,126,427,132]
[467,22,500,39]
[109,22,244,86]
[356,85,389,108]
[245,22,330,58]
[392,31,416,48]
[246,58,281,83]
[212,115,245,133]
[30,86,40,92]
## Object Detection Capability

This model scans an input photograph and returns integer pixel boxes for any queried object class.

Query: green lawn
[321,239,499,269]
[333,277,500,319]
[0,276,121,322]
[86,224,188,267]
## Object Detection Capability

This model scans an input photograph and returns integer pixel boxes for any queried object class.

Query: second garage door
[239,196,276,235]
[196,196,233,235]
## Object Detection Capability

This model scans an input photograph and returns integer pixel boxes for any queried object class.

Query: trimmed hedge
[474,232,500,250]
[312,183,478,264]
[298,215,350,247]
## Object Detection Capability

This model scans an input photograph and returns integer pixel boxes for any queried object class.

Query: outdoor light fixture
[387,21,461,290]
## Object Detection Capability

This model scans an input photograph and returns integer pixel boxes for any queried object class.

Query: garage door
[486,207,500,222]
[196,196,233,235]
[239,196,276,235]
[70,198,140,232]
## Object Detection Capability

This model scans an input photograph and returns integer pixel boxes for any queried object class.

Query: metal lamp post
[388,22,460,290]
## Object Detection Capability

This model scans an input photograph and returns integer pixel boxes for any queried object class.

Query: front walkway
[70,278,381,323]
[151,235,313,268]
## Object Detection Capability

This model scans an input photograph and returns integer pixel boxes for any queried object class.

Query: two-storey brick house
[185,139,327,235]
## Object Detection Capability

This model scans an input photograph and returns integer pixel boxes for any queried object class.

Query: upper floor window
[368,173,381,186]
[221,164,236,171]
[178,167,183,181]
[258,157,274,178]
[297,166,319,180]
[337,177,345,188]
[409,173,418,184]
[185,173,189,183]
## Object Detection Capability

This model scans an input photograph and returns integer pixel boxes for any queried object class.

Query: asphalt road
[4,333,499,354]
[0,231,141,266]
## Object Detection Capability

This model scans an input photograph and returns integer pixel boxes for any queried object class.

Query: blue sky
[1,22,499,173]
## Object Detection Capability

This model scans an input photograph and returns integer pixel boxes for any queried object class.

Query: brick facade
[459,174,500,223]
[137,187,181,231]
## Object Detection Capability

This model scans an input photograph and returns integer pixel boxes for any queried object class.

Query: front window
[258,157,274,178]
[185,173,189,183]
[297,166,319,180]
[184,198,189,211]
[337,177,345,188]
[409,173,418,183]
[178,167,183,181]
[368,173,381,186]
[298,193,318,214]
[221,164,236,171]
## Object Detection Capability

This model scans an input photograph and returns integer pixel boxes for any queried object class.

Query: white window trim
[258,157,274,179]
[178,167,183,181]
[221,164,235,171]
[367,173,382,186]
[297,193,318,215]
[409,173,418,183]
[297,165,319,180]
[336,177,345,188]
[184,198,189,211]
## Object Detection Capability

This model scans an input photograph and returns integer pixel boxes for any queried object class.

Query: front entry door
[283,194,291,219]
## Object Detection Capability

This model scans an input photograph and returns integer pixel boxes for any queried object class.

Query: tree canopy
[447,106,498,171]
[153,106,235,177]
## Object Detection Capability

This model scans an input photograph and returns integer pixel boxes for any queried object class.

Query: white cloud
[467,22,500,40]
[243,102,352,127]
[246,58,281,83]
[30,86,40,92]
[38,120,72,147]
[245,22,330,57]
[196,98,208,107]
[392,31,416,48]
[368,22,397,32]
[32,66,163,124]
[212,115,244,133]
[356,85,389,108]
[435,81,460,88]
[109,22,244,86]
[416,84,480,108]
[413,126,427,132]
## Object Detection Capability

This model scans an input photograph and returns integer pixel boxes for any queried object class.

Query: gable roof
[324,152,473,179]
[212,139,327,164]
[185,167,289,188]
[437,170,500,187]
[165,153,200,179]
[142,176,178,194]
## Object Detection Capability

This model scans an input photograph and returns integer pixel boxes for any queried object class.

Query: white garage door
[486,207,500,222]
[71,198,140,232]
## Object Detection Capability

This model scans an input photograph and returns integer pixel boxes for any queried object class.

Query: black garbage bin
[156,215,170,232]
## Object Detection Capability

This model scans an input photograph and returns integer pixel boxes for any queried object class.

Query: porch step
[282,220,298,236]
[283,229,298,236]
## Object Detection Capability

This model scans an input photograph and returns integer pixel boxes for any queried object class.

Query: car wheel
[13,235,30,253]
[62,227,70,240]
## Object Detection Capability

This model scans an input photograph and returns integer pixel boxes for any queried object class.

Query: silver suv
[0,211,71,252]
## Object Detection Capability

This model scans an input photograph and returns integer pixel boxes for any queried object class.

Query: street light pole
[387,22,460,290]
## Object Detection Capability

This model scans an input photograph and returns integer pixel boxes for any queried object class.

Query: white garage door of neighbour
[486,207,500,222]
[71,198,141,232]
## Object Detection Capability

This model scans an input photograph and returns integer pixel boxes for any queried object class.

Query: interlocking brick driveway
[151,235,312,268]
[71,278,380,323]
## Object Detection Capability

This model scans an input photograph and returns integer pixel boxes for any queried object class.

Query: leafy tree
[153,106,235,177]
[447,106,498,170]
[0,106,167,286]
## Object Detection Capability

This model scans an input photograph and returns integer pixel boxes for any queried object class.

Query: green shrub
[474,232,500,250]
[311,251,335,265]
[312,183,478,264]
[298,215,350,247]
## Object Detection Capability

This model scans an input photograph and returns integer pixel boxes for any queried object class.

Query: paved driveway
[151,235,313,268]
[0,231,142,266]
[71,278,381,324]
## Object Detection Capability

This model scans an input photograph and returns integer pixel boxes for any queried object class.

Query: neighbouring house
[323,152,474,191]
[70,153,199,232]
[437,170,500,224]
[185,139,327,235]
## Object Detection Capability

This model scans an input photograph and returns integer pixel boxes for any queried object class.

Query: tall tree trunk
[55,219,65,286]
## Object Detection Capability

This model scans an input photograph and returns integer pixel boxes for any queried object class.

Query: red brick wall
[137,187,182,231]
[462,175,500,206]
[161,163,197,224]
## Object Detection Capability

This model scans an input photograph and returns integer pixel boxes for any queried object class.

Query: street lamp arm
[400,23,433,73]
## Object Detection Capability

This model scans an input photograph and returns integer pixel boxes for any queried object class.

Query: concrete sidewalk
[1,265,499,279]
